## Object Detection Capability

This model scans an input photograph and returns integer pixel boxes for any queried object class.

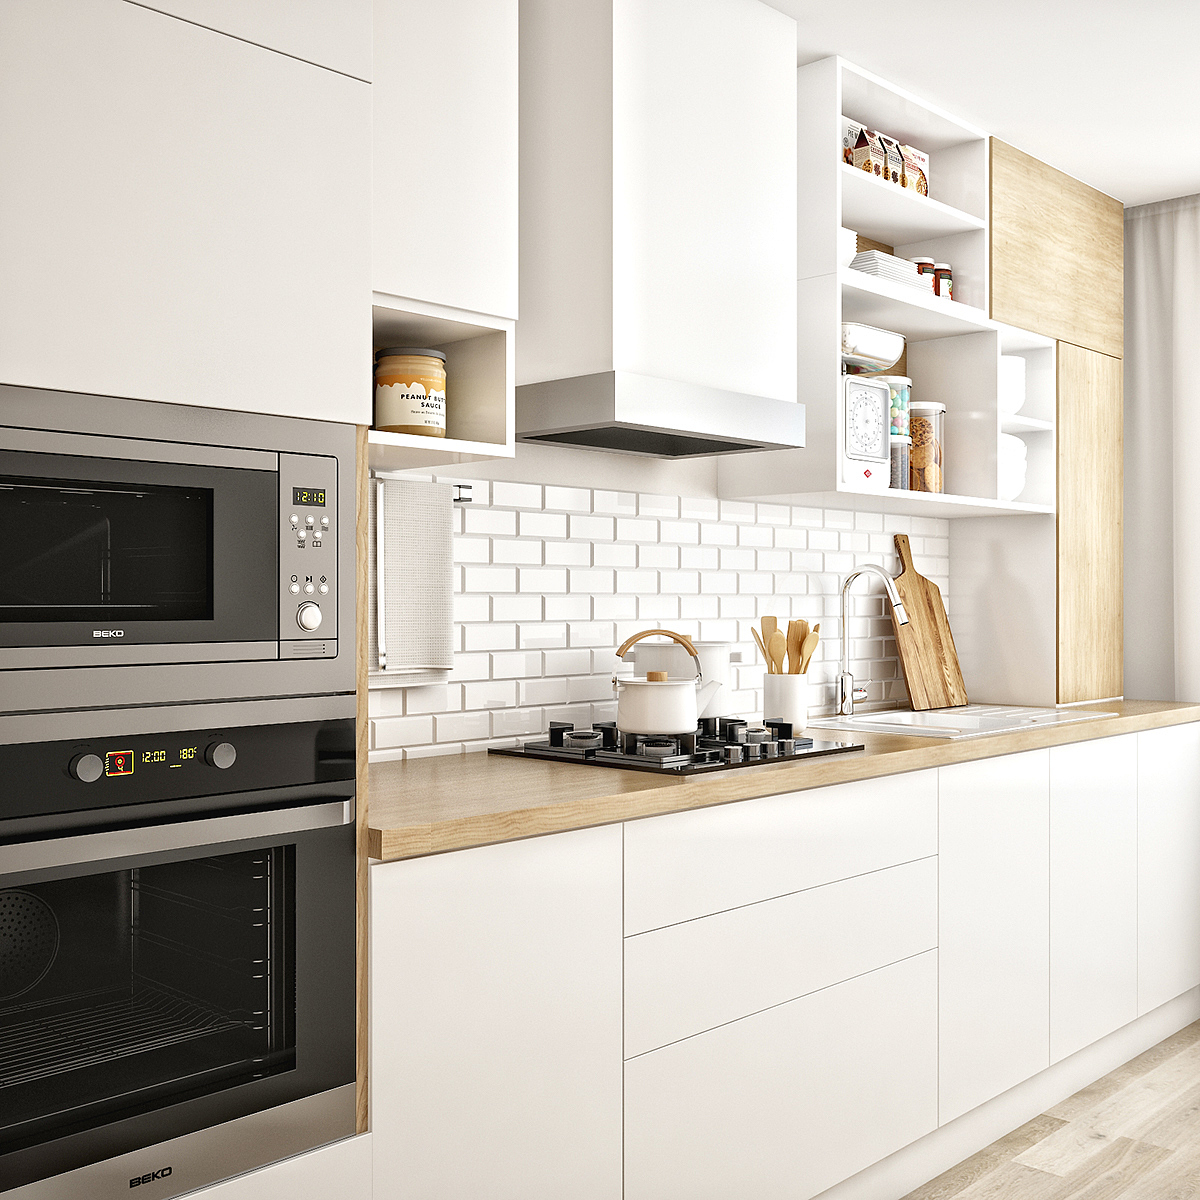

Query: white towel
[368,479,454,685]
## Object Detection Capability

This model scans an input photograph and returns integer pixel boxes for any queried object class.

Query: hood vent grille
[516,371,805,460]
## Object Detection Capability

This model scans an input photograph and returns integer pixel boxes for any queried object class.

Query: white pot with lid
[612,629,722,735]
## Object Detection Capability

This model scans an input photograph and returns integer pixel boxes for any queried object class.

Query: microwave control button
[69,752,104,783]
[319,583,329,595]
[304,582,315,594]
[297,602,322,632]
[289,513,299,526]
[289,582,300,594]
[205,741,237,770]
[297,530,307,541]
[306,514,315,526]
[321,516,330,527]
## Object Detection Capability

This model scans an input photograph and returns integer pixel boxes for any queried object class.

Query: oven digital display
[292,487,326,507]
[102,745,201,776]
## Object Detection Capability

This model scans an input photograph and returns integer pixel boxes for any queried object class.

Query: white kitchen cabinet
[624,951,938,1200]
[1138,723,1200,1014]
[186,1135,370,1200]
[126,0,371,80]
[0,0,370,423]
[938,750,1050,1123]
[518,0,797,402]
[372,0,517,321]
[623,768,938,935]
[1049,734,1138,1062]
[370,825,622,1200]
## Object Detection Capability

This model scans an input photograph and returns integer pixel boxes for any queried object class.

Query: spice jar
[890,434,911,490]
[910,257,935,278]
[909,402,945,493]
[933,263,953,301]
[374,348,447,438]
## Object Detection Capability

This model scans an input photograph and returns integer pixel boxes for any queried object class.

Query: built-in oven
[0,703,357,1200]
[0,385,356,715]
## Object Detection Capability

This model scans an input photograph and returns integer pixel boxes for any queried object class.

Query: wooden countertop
[368,700,1200,862]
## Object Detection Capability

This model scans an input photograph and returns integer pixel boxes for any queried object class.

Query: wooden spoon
[799,625,821,674]
[751,626,770,670]
[767,629,787,677]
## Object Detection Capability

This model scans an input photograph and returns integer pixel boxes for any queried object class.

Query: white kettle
[612,629,722,736]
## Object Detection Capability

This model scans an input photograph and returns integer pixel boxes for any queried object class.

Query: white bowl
[841,323,905,372]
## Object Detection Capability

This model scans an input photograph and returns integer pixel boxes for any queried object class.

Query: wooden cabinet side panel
[990,138,1123,358]
[1057,342,1124,703]
[938,750,1051,1124]
[370,826,623,1200]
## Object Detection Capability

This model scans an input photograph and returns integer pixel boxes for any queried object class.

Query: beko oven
[0,386,355,716]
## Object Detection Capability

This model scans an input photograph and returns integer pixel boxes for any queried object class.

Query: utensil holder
[763,673,808,734]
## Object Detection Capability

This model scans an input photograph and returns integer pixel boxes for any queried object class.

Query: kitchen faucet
[838,564,909,716]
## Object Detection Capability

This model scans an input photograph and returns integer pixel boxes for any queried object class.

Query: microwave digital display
[292,487,326,507]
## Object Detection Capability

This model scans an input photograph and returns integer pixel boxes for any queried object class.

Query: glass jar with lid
[909,401,945,493]
[373,348,447,438]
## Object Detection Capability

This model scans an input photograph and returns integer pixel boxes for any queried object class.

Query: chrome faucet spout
[838,563,909,717]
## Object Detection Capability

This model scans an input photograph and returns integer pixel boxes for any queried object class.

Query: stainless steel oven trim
[1,642,280,670]
[0,800,354,875]
[0,427,278,472]
[0,694,357,746]
[2,1084,357,1200]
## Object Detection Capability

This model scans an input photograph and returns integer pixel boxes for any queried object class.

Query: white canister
[629,640,739,718]
[763,673,808,735]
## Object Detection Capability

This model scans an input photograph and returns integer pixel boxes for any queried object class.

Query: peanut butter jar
[373,347,447,438]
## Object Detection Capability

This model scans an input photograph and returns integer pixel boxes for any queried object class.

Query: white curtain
[1125,194,1200,699]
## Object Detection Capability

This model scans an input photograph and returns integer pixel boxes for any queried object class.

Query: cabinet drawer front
[625,856,937,1057]
[625,950,938,1200]
[623,769,937,934]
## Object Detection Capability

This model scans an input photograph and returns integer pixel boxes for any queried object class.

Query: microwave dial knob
[297,602,323,632]
[205,741,237,770]
[69,752,103,783]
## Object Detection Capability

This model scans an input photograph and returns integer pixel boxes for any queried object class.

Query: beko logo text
[93,630,125,638]
[129,1167,172,1187]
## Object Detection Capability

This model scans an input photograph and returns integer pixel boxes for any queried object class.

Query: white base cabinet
[938,750,1051,1124]
[625,951,938,1200]
[1049,734,1139,1061]
[370,825,623,1200]
[1138,723,1200,1013]
[185,1135,370,1200]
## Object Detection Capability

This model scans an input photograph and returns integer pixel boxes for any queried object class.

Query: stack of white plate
[998,433,1028,501]
[849,250,935,292]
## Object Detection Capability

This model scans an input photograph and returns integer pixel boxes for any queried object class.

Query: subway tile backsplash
[368,481,950,761]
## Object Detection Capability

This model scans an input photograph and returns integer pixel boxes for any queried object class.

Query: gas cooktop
[489,717,864,775]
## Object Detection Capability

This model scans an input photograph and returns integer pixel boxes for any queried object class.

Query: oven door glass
[0,449,278,648]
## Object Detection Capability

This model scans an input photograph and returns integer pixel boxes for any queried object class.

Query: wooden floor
[902,1020,1200,1199]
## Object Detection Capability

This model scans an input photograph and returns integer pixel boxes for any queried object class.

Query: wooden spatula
[761,616,778,656]
[751,626,770,669]
[787,620,808,673]
[767,629,787,676]
[799,624,820,673]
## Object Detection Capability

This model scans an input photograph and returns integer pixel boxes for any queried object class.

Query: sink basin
[807,704,1117,740]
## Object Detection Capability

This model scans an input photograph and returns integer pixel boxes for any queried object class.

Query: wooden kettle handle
[615,628,699,662]
[894,533,915,574]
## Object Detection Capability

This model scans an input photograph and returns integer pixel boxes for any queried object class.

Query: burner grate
[0,986,246,1089]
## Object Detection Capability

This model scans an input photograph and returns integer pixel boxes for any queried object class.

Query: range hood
[516,371,806,459]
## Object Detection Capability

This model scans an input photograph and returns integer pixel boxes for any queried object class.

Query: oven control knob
[205,741,237,770]
[296,602,322,632]
[69,753,103,783]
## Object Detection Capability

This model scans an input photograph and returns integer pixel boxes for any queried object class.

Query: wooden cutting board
[890,533,968,710]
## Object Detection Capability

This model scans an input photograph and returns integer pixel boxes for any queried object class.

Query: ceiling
[763,0,1200,208]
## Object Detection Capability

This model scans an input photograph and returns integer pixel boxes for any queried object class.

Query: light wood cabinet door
[1057,341,1123,703]
[624,951,938,1200]
[1049,735,1138,1063]
[938,750,1050,1123]
[0,0,371,423]
[1138,724,1200,1015]
[370,826,623,1200]
[187,1135,371,1200]
[373,0,518,319]
[990,138,1124,358]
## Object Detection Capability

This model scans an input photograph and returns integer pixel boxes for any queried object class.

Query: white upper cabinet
[518,0,797,400]
[372,0,518,320]
[0,0,370,423]
[127,0,371,79]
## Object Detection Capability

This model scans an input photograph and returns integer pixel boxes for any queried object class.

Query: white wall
[368,466,949,760]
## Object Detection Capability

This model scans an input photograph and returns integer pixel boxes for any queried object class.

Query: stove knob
[205,741,237,770]
[69,753,103,783]
[296,602,322,632]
